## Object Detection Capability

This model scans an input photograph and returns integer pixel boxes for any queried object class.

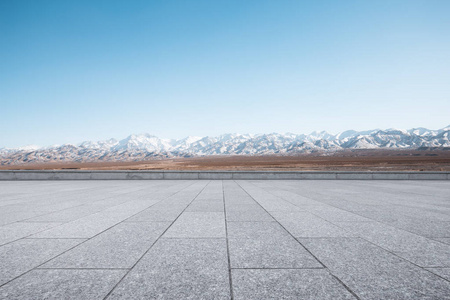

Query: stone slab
[125,209,182,222]
[11,171,55,180]
[186,201,224,212]
[163,212,226,238]
[163,172,199,180]
[372,173,410,180]
[0,238,83,285]
[0,269,126,300]
[232,269,356,300]
[301,237,450,299]
[231,172,275,180]
[390,219,450,238]
[127,172,164,180]
[199,172,233,180]
[90,172,129,180]
[271,211,355,237]
[310,208,372,222]
[30,212,132,238]
[337,173,373,180]
[0,211,49,226]
[229,238,321,268]
[23,205,103,223]
[226,210,274,222]
[225,203,265,211]
[336,221,450,267]
[107,238,230,300]
[409,173,448,180]
[0,172,15,180]
[226,222,291,239]
[0,222,62,246]
[42,222,170,268]
[426,268,450,281]
[295,173,338,179]
[52,172,92,180]
[435,238,450,245]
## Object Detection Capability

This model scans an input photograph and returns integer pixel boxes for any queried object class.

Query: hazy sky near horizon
[1,0,450,147]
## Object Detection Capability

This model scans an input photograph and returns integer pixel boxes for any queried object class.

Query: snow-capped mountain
[1,125,449,165]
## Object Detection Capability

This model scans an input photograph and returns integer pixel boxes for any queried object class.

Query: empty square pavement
[1,180,450,299]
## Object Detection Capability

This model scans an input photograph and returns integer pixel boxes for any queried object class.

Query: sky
[1,0,449,148]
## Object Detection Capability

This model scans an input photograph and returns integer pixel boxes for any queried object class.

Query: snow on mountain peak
[17,145,41,151]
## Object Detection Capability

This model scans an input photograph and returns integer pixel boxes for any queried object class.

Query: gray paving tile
[0,238,83,285]
[107,238,230,300]
[229,238,321,269]
[300,237,405,268]
[227,222,290,239]
[0,269,126,300]
[186,201,224,212]
[271,211,355,237]
[226,210,274,222]
[389,205,450,222]
[0,211,46,227]
[42,222,170,268]
[353,211,450,238]
[225,203,264,211]
[164,212,226,238]
[149,203,189,211]
[225,199,257,206]
[25,201,83,213]
[435,238,450,245]
[238,183,303,212]
[22,205,103,223]
[265,193,328,209]
[426,268,450,281]
[353,210,408,223]
[336,221,450,267]
[301,237,450,299]
[0,222,62,246]
[310,208,372,222]
[391,219,450,238]
[101,199,159,214]
[30,211,135,239]
[195,194,224,201]
[318,200,382,212]
[253,199,303,212]
[125,208,182,222]
[232,269,356,300]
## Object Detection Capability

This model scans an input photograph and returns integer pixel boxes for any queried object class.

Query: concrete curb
[0,170,449,180]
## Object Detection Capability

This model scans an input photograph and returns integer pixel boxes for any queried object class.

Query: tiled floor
[0,180,450,299]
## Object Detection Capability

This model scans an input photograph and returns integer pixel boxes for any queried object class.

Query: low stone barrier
[0,170,449,180]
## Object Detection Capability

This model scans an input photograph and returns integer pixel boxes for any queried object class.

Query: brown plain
[2,149,450,171]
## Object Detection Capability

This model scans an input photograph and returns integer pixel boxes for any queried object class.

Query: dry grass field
[2,149,450,171]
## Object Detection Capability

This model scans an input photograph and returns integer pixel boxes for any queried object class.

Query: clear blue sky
[1,0,449,147]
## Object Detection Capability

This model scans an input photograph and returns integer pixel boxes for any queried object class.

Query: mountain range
[1,126,450,165]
